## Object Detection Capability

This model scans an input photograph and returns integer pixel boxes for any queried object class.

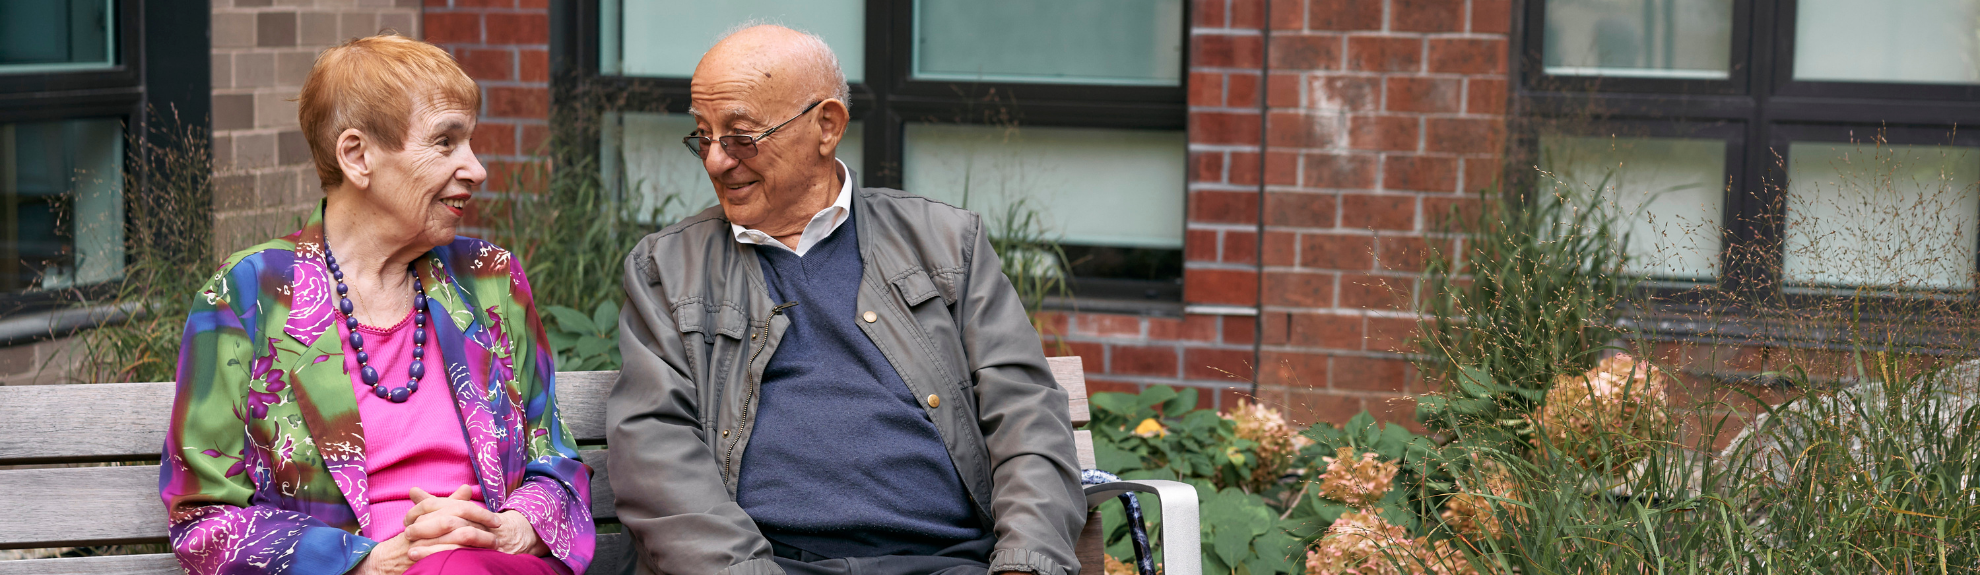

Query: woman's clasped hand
[356,486,549,575]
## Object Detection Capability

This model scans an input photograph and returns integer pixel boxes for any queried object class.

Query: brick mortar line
[1051,336,1256,350]
[425,7,546,13]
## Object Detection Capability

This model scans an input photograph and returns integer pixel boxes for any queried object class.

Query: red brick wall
[1048,0,1512,427]
[422,0,550,190]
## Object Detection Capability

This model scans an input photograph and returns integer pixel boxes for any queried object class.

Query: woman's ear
[335,128,372,190]
[816,98,849,158]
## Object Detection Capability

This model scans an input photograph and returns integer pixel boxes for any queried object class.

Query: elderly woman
[159,35,592,575]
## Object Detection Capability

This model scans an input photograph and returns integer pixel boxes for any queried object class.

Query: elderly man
[607,25,1085,575]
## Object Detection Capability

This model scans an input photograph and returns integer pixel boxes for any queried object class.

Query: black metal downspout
[1251,0,1271,399]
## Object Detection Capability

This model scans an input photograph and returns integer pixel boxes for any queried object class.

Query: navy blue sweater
[734,212,984,558]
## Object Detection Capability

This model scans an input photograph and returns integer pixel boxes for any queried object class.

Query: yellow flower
[1133,417,1167,438]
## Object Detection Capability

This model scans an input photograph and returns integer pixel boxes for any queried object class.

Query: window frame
[1514,0,1980,344]
[0,0,209,317]
[556,0,1191,304]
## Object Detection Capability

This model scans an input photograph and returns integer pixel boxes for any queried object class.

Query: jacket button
[926,394,940,408]
[862,311,878,323]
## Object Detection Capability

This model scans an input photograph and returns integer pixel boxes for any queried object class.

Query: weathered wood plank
[1074,509,1104,575]
[0,554,180,575]
[0,373,617,465]
[1048,356,1089,428]
[0,382,173,465]
[581,449,616,523]
[0,465,167,548]
[557,371,616,443]
[1074,430,1096,471]
[586,532,629,575]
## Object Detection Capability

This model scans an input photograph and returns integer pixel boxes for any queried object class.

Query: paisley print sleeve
[495,250,595,573]
[160,255,375,575]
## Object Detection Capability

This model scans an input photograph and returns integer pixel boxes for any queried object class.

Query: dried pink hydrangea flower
[1531,353,1674,469]
[1226,400,1301,491]
[1439,462,1522,540]
[1315,447,1401,508]
[1306,509,1478,575]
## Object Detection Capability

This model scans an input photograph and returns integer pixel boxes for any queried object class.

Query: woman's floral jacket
[159,207,594,575]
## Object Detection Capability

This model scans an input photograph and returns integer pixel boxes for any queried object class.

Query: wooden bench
[0,357,1197,575]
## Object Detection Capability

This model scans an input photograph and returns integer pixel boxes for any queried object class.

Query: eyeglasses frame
[681,100,824,160]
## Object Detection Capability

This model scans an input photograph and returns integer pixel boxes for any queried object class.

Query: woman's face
[365,98,486,250]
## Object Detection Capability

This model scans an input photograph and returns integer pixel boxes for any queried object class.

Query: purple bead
[411,346,424,359]
[327,261,339,273]
[409,361,425,379]
[345,317,358,330]
[413,329,426,345]
[360,365,379,385]
[348,332,364,350]
[405,380,419,393]
[388,387,410,403]
[415,293,427,309]
[338,298,354,315]
[414,313,427,327]
[374,385,391,398]
[335,283,347,296]
[355,351,368,364]
[333,270,344,281]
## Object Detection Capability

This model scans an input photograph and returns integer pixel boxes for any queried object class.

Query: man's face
[688,63,821,229]
[365,98,484,250]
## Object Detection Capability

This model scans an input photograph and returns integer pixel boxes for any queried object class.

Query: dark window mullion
[1727,0,1781,298]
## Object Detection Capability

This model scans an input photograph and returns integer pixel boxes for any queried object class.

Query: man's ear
[815,98,849,158]
[335,128,372,190]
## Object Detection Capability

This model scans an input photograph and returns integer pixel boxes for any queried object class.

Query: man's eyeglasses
[682,100,822,160]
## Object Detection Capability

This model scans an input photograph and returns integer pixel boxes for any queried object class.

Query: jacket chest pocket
[889,269,969,386]
[673,303,749,394]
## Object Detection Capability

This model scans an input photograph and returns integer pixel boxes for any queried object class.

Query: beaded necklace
[323,238,428,403]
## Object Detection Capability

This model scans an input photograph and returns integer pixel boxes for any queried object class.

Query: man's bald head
[692,24,849,118]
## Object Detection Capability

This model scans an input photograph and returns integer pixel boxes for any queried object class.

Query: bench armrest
[1082,479,1200,575]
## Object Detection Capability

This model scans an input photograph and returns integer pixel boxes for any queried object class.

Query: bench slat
[0,538,624,574]
[0,382,174,465]
[0,554,180,575]
[0,372,620,465]
[582,449,617,523]
[588,532,629,575]
[0,465,167,548]
[1048,357,1089,428]
[557,372,616,443]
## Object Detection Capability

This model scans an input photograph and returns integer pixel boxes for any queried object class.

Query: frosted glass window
[1542,0,1732,79]
[603,0,864,82]
[0,0,115,74]
[1794,0,1980,84]
[1783,142,1980,290]
[603,111,862,224]
[903,124,1185,249]
[913,0,1183,86]
[2,118,124,292]
[1539,135,1727,280]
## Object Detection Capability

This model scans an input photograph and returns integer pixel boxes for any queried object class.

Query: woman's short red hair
[297,34,481,189]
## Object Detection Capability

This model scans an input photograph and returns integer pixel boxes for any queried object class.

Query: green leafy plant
[542,301,622,371]
[1415,184,1632,449]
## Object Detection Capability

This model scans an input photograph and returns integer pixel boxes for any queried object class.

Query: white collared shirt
[729,159,854,257]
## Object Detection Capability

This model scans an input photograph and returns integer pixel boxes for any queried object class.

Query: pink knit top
[341,309,485,542]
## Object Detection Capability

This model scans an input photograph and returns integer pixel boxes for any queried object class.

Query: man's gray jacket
[608,184,1086,575]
